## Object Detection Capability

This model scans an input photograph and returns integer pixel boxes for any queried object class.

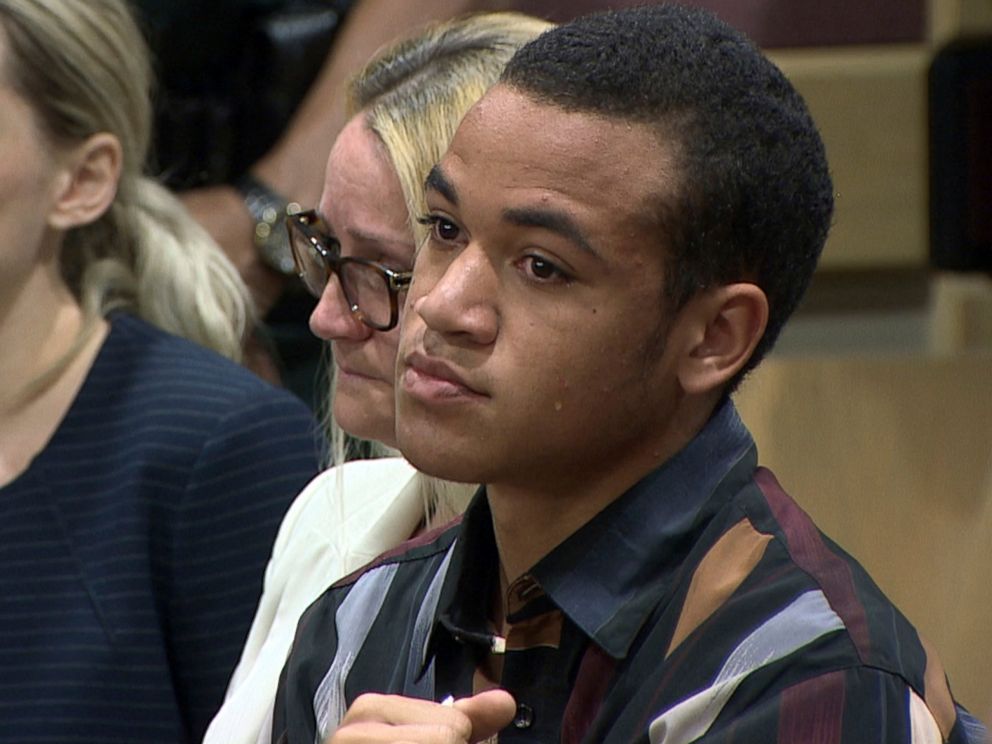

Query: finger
[341,693,472,738]
[452,689,517,743]
[328,721,466,744]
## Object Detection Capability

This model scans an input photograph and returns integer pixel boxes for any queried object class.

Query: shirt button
[513,703,535,729]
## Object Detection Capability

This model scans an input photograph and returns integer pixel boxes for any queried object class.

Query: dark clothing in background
[136,0,351,189]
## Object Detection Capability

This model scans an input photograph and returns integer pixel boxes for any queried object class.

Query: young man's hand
[327,689,516,743]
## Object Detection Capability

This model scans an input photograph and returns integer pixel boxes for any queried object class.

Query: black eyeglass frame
[287,209,413,331]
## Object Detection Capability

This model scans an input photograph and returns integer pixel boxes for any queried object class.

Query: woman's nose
[309,275,371,342]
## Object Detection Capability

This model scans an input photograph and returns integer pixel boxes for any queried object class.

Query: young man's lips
[401,354,486,400]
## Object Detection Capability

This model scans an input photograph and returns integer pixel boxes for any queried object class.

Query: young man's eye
[521,255,571,284]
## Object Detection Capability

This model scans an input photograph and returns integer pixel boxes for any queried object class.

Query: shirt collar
[431,398,756,662]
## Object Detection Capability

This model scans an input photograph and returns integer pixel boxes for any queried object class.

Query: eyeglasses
[287,210,413,332]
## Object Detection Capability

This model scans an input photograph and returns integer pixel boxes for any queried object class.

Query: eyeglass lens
[290,230,328,298]
[289,224,394,329]
[339,262,392,328]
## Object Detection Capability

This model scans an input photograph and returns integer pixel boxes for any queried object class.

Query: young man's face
[396,85,686,493]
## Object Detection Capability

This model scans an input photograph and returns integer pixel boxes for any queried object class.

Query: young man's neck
[486,393,722,589]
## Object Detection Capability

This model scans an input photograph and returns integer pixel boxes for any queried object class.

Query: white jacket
[202,457,420,744]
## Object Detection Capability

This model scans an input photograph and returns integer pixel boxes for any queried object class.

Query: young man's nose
[414,245,498,346]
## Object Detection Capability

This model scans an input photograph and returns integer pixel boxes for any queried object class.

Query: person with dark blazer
[0,1,322,741]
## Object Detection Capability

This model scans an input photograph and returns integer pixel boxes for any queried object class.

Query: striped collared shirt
[273,400,985,744]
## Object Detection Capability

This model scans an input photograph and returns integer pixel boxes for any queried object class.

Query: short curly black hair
[500,4,834,388]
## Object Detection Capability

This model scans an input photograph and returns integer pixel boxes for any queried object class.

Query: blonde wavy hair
[0,0,252,362]
[325,12,552,524]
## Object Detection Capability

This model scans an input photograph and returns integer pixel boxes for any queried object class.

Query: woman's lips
[335,360,385,385]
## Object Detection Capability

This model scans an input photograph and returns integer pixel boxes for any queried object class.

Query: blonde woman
[202,13,552,744]
[0,1,321,742]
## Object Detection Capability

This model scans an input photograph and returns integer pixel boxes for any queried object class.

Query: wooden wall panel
[770,47,931,269]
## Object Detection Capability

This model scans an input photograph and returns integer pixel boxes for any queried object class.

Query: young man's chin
[403,444,485,485]
[396,412,484,484]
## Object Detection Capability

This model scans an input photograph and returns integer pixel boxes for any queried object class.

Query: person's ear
[676,283,768,395]
[47,132,122,230]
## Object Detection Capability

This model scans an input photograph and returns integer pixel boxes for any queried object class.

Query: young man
[272,6,985,743]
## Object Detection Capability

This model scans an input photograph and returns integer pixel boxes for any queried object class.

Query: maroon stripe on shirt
[778,669,846,743]
[561,643,617,744]
[754,467,872,659]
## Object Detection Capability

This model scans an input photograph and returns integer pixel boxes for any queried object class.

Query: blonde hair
[351,12,553,245]
[0,0,252,361]
[325,12,552,524]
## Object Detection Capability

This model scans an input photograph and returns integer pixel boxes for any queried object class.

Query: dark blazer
[0,313,323,744]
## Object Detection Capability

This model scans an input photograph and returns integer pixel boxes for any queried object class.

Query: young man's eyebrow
[425,166,600,260]
[424,165,459,206]
[502,206,600,259]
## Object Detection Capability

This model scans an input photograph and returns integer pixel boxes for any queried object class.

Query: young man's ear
[47,132,122,230]
[676,283,769,395]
